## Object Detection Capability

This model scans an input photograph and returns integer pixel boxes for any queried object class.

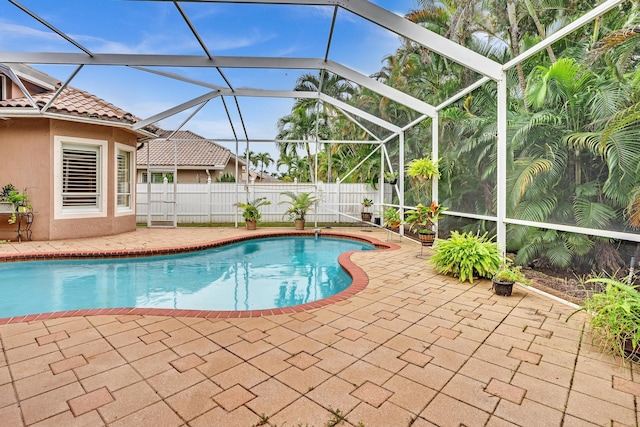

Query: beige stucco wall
[0,117,138,241]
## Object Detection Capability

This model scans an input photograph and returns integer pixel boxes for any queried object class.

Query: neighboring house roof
[0,63,157,137]
[137,130,232,169]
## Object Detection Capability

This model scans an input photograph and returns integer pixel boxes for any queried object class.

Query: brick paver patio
[0,227,638,426]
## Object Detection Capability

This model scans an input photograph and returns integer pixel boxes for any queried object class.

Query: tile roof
[0,64,158,135]
[137,131,231,167]
[0,86,139,125]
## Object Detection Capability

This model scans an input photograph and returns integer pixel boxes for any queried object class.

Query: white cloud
[0,20,67,49]
[207,29,277,51]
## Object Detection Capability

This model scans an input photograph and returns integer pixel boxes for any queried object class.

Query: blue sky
[1,0,418,169]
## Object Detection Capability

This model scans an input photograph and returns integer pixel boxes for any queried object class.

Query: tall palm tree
[292,72,354,181]
[255,152,274,178]
[276,106,330,182]
[242,150,258,170]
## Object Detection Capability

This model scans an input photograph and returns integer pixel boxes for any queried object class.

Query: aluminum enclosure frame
[1,0,637,246]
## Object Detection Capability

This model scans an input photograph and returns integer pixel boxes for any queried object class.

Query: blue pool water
[0,236,374,317]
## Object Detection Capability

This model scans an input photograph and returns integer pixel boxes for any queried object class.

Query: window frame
[0,75,6,101]
[54,136,108,219]
[114,142,135,216]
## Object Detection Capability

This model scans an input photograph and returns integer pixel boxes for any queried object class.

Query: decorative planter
[361,212,372,222]
[294,219,305,230]
[418,233,435,245]
[492,279,514,296]
[0,201,14,214]
[245,220,257,230]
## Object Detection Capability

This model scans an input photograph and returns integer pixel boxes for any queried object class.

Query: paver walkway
[0,227,638,426]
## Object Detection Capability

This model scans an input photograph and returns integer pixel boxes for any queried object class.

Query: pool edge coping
[0,230,401,324]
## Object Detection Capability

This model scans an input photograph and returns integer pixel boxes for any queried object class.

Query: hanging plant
[406,157,440,181]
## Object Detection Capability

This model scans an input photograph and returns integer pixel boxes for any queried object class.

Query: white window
[54,136,108,219]
[140,172,173,183]
[115,143,135,214]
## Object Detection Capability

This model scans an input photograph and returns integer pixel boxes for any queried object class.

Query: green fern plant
[429,231,502,283]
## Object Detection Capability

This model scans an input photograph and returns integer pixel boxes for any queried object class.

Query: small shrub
[571,277,640,361]
[429,231,502,283]
[493,264,531,285]
[234,197,271,221]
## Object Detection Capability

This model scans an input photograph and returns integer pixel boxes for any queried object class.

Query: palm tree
[276,106,330,182]
[291,72,354,182]
[243,150,258,170]
[255,152,274,178]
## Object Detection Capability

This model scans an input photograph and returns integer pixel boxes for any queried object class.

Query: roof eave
[0,110,157,139]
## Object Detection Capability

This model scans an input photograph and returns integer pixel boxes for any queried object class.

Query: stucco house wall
[0,118,139,240]
[0,64,157,241]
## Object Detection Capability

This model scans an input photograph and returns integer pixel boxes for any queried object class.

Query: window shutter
[62,147,99,207]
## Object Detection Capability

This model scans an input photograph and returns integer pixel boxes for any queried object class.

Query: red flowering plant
[405,201,446,235]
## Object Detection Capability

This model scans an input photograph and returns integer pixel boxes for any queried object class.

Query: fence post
[163,177,169,221]
[207,179,212,223]
[335,178,340,223]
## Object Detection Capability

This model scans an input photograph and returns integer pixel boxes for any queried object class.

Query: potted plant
[429,231,502,283]
[361,198,374,222]
[0,184,16,215]
[382,207,402,231]
[0,184,30,224]
[406,157,440,182]
[280,191,320,230]
[234,197,271,230]
[568,277,640,362]
[405,201,445,245]
[384,171,398,185]
[492,264,531,296]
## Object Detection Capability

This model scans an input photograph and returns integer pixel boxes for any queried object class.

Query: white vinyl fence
[136,182,390,225]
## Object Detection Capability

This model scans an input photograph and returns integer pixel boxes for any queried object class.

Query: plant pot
[294,219,305,230]
[361,212,372,222]
[418,233,435,245]
[623,338,640,362]
[492,279,514,296]
[0,201,14,214]
[245,220,257,230]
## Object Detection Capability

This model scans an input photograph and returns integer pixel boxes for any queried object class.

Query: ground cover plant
[429,231,502,283]
[570,276,640,361]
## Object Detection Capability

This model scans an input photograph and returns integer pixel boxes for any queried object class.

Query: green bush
[429,231,502,283]
[234,197,271,221]
[573,277,640,361]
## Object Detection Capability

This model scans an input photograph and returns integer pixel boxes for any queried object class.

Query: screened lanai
[1,0,638,256]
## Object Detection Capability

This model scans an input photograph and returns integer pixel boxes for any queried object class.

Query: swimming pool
[0,236,374,318]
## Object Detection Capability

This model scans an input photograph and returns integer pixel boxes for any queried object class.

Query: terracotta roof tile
[1,87,133,121]
[0,86,158,134]
[137,132,231,167]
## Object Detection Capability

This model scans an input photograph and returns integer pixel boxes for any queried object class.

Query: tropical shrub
[571,277,640,361]
[430,231,502,283]
[279,191,319,221]
[216,173,236,183]
[406,157,440,180]
[405,202,445,233]
[382,207,401,229]
[234,197,271,222]
[492,264,531,285]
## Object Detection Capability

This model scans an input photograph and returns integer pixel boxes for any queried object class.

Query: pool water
[0,236,374,317]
